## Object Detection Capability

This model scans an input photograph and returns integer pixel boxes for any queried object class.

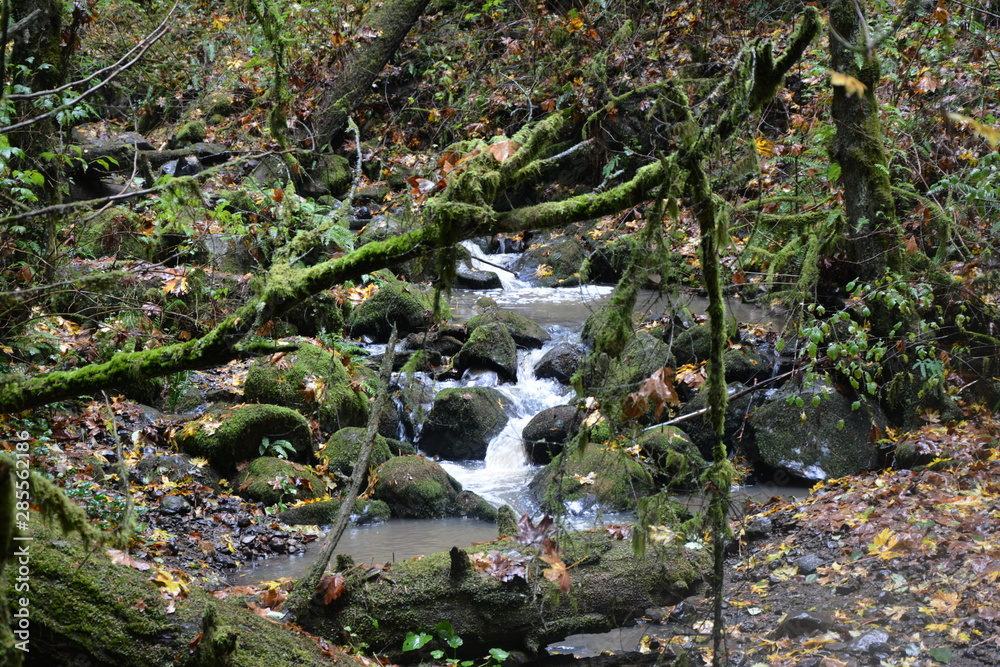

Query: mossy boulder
[172,120,206,147]
[677,381,764,459]
[320,426,414,483]
[670,320,739,367]
[315,153,352,196]
[173,404,313,475]
[305,529,709,661]
[372,455,494,520]
[748,379,886,481]
[637,425,706,489]
[234,457,326,506]
[883,370,963,430]
[347,282,429,341]
[276,498,391,525]
[466,309,550,349]
[453,323,518,382]
[530,442,656,512]
[417,387,510,460]
[590,332,674,421]
[281,291,346,337]
[522,405,584,464]
[243,343,368,433]
[723,345,770,384]
[510,235,586,287]
[4,525,354,667]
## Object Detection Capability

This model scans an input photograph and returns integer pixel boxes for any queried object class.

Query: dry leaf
[829,70,867,98]
[487,140,520,162]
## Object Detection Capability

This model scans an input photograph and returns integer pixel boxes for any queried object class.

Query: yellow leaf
[829,70,868,98]
[162,275,189,295]
[947,113,1000,148]
[755,136,775,158]
[535,264,553,278]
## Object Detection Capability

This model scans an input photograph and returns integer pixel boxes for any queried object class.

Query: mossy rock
[748,379,885,481]
[511,235,586,287]
[416,387,510,460]
[883,370,963,430]
[591,332,674,421]
[172,404,313,475]
[315,154,352,196]
[243,343,368,433]
[530,442,656,512]
[535,342,584,384]
[466,309,550,349]
[346,282,429,341]
[453,323,518,382]
[678,381,763,459]
[373,455,492,519]
[320,426,415,483]
[671,320,740,367]
[280,291,346,337]
[276,498,391,525]
[172,120,206,147]
[235,457,326,506]
[723,346,769,384]
[637,425,706,489]
[4,524,354,667]
[305,528,708,661]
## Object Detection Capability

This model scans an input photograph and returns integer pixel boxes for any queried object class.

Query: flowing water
[234,244,792,582]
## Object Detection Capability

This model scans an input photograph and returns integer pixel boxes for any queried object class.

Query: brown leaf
[487,140,520,163]
[905,236,919,254]
[541,553,571,593]
[317,573,346,604]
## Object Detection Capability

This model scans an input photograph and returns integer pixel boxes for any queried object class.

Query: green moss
[532,442,656,512]
[346,281,429,341]
[234,457,326,505]
[372,455,463,518]
[3,524,346,666]
[638,425,706,489]
[243,343,368,432]
[320,426,413,484]
[174,120,207,146]
[172,404,313,475]
[466,309,550,349]
[417,387,509,460]
[454,323,518,381]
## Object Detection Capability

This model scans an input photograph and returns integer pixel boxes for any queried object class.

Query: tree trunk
[829,0,901,281]
[314,0,431,149]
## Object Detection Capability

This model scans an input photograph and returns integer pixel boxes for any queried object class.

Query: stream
[233,243,801,656]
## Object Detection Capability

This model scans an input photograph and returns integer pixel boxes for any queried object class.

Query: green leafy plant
[402,621,509,666]
[260,437,296,459]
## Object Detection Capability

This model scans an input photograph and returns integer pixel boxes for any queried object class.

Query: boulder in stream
[510,234,586,287]
[417,387,509,460]
[748,378,886,481]
[373,455,496,520]
[453,323,518,382]
[530,441,656,512]
[534,342,585,384]
[346,281,430,341]
[522,405,584,464]
[466,308,550,349]
[304,528,709,661]
[320,426,414,485]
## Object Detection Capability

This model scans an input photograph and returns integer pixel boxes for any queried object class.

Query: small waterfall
[461,241,530,291]
[438,342,574,511]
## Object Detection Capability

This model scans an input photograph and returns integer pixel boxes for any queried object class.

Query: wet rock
[234,457,326,506]
[510,235,586,287]
[244,343,368,433]
[320,426,414,485]
[534,343,584,384]
[159,494,191,515]
[455,263,502,289]
[522,405,584,464]
[372,456,491,519]
[347,281,430,342]
[795,553,822,575]
[454,323,518,382]
[404,329,465,357]
[466,308,550,349]
[678,381,763,460]
[749,378,886,481]
[745,515,773,538]
[852,628,891,655]
[772,610,838,638]
[417,387,509,460]
[530,441,659,512]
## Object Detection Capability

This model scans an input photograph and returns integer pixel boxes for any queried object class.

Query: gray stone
[159,494,191,515]
[795,553,823,575]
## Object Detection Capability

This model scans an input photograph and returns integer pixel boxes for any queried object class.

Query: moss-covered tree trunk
[829,0,901,281]
[314,0,430,149]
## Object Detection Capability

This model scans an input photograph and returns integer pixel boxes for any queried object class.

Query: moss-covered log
[1,525,354,666]
[302,529,710,660]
